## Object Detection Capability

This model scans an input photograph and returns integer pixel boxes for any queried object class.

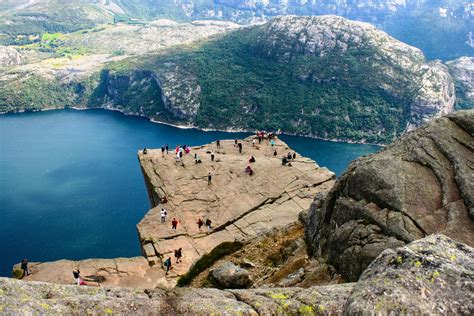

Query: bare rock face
[12,257,171,289]
[2,235,472,314]
[306,110,474,281]
[345,234,474,314]
[0,46,21,66]
[447,56,474,109]
[210,261,252,289]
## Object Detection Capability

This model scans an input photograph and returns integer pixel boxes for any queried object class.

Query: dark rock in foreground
[345,234,474,314]
[306,110,474,281]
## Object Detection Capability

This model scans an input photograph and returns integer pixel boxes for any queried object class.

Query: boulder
[210,261,252,289]
[306,110,474,281]
[344,234,474,314]
[0,46,21,66]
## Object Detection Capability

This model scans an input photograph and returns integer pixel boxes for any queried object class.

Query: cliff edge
[137,137,335,285]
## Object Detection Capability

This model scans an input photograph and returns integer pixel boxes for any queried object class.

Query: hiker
[238,142,243,154]
[171,218,178,230]
[234,139,238,147]
[292,152,296,159]
[161,208,167,222]
[160,196,168,204]
[282,157,288,166]
[249,156,256,163]
[164,257,172,275]
[216,140,221,148]
[21,259,30,277]
[73,269,86,285]
[208,173,212,185]
[185,147,190,154]
[174,248,182,263]
[165,144,169,154]
[287,152,292,160]
[143,148,148,155]
[197,218,204,231]
[161,146,165,157]
[179,150,183,159]
[273,150,277,156]
[252,139,256,147]
[211,151,215,161]
[270,139,276,147]
[205,219,212,231]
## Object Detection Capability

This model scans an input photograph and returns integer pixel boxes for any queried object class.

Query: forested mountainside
[0,16,460,143]
[0,0,472,60]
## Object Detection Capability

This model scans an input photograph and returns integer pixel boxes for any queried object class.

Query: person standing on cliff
[211,151,215,161]
[174,248,182,263]
[164,257,172,275]
[205,219,212,232]
[216,140,221,149]
[161,208,167,222]
[208,173,212,185]
[238,142,243,154]
[161,145,165,157]
[197,218,204,231]
[171,217,178,230]
[21,259,30,277]
[165,144,169,154]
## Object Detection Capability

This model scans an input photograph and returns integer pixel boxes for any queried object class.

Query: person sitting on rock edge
[273,150,277,156]
[73,269,86,285]
[143,148,147,155]
[211,151,215,161]
[249,156,256,163]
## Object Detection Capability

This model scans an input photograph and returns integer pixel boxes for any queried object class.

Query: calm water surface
[0,109,380,276]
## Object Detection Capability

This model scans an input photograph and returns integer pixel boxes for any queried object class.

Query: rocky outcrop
[345,234,474,314]
[3,235,472,314]
[17,137,335,288]
[210,262,252,289]
[12,257,171,289]
[0,46,21,66]
[306,110,474,281]
[138,137,335,285]
[448,56,474,110]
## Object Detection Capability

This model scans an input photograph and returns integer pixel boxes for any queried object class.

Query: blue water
[0,109,380,277]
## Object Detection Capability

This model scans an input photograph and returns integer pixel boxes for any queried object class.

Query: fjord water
[0,109,379,277]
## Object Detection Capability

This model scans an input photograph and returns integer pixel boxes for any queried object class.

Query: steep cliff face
[448,56,474,110]
[306,110,474,281]
[127,15,454,143]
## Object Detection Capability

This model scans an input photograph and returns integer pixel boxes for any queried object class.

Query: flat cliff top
[137,136,335,284]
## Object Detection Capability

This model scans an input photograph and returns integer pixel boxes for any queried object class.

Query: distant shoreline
[0,106,385,147]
